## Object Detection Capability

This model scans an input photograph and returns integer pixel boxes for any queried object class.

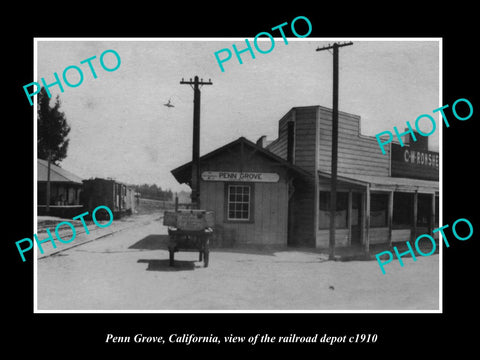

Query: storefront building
[171,105,439,250]
[265,105,439,249]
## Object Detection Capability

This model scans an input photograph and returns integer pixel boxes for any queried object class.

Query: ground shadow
[137,259,197,271]
[129,234,279,256]
[211,246,278,256]
[130,234,421,263]
[129,234,170,250]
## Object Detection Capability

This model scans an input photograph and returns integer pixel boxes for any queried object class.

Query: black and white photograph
[33,39,441,312]
[6,7,479,356]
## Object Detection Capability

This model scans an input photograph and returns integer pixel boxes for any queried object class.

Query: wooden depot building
[171,105,439,250]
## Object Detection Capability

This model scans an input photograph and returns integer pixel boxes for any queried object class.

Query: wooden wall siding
[415,226,429,239]
[317,229,349,248]
[294,107,318,173]
[200,180,288,246]
[264,105,392,248]
[392,229,411,243]
[200,142,290,176]
[266,110,293,160]
[256,182,288,244]
[265,107,317,247]
[317,107,390,176]
[290,177,316,246]
[275,108,318,246]
[265,137,287,160]
[266,105,390,177]
[198,143,290,246]
[317,228,391,247]
[369,228,390,244]
[317,177,366,192]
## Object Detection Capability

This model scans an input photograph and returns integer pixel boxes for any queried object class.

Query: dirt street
[36,205,440,311]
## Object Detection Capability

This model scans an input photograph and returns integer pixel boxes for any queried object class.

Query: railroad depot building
[171,105,439,249]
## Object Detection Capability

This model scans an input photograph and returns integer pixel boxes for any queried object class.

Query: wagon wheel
[203,237,210,267]
[203,249,209,267]
[168,232,176,267]
[169,249,175,267]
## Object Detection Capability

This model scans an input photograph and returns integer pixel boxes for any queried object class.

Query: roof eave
[171,137,312,184]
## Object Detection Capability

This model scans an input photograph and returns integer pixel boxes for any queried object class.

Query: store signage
[390,143,439,180]
[400,149,438,168]
[201,171,279,183]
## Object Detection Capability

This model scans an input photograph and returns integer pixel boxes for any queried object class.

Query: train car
[82,178,135,219]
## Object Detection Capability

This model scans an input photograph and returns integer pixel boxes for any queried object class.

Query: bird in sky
[164,99,174,108]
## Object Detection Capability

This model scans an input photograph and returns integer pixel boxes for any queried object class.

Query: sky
[35,38,440,192]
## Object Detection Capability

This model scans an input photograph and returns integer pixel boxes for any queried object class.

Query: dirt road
[36,207,439,311]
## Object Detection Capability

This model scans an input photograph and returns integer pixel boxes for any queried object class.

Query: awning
[318,171,439,194]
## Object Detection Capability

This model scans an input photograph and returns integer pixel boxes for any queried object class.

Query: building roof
[171,137,311,184]
[37,159,83,184]
[318,171,439,194]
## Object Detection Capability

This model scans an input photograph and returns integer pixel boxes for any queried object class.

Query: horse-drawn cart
[163,210,214,267]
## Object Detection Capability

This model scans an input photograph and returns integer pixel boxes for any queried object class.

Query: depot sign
[201,171,279,183]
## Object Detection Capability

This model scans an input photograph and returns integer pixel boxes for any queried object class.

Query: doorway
[351,192,362,246]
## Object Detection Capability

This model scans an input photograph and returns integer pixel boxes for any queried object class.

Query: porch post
[388,190,394,247]
[412,190,418,242]
[430,192,436,234]
[347,190,352,246]
[365,184,370,256]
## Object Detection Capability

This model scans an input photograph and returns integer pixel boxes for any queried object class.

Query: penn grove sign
[201,171,280,183]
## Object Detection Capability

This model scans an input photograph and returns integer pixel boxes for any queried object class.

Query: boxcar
[82,178,135,219]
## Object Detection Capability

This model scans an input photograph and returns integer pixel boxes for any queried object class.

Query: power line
[180,76,213,209]
[316,42,353,260]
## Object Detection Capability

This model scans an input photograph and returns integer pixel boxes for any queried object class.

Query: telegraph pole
[180,76,213,209]
[316,41,353,260]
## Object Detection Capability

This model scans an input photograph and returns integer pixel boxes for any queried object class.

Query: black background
[6,5,478,356]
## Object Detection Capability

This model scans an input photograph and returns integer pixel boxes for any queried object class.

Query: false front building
[171,105,439,250]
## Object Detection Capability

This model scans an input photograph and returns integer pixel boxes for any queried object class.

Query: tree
[38,88,70,164]
[132,183,173,201]
[37,88,71,212]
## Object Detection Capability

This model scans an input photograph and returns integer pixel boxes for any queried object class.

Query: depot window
[225,184,253,221]
[319,191,348,229]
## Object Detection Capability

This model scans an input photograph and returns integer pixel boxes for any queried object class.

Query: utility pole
[316,41,353,260]
[46,151,51,213]
[180,76,213,209]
